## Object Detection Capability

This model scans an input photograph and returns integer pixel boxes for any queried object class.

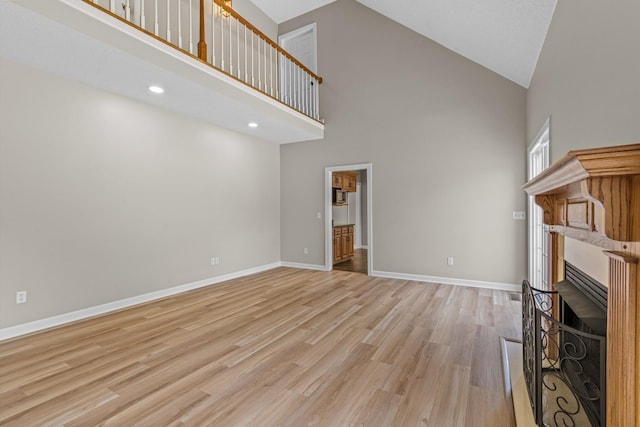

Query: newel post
[197,0,207,60]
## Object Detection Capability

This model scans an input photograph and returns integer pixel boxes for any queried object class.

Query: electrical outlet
[513,211,526,220]
[216,257,221,265]
[16,291,27,304]
[304,248,309,255]
[317,212,322,219]
[447,257,454,266]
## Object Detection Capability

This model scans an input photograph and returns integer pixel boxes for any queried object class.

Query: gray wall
[234,0,278,40]
[0,58,280,329]
[527,0,640,161]
[279,0,527,284]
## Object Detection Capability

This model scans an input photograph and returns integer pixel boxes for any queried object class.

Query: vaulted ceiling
[250,0,558,88]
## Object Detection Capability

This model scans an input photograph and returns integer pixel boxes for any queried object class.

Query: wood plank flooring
[0,268,522,426]
[333,249,368,274]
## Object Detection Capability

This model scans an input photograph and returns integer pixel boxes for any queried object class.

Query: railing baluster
[307,74,313,116]
[109,0,115,13]
[221,7,224,72]
[251,32,254,87]
[293,60,297,109]
[166,0,171,42]
[257,36,261,91]
[315,77,319,119]
[308,75,312,116]
[124,0,131,21]
[298,67,302,110]
[288,58,292,106]
[211,2,215,65]
[270,45,273,97]
[294,65,297,109]
[188,0,193,54]
[308,74,312,115]
[303,72,307,115]
[154,0,159,35]
[276,52,280,100]
[228,14,233,74]
[244,25,248,82]
[178,0,182,49]
[236,19,240,78]
[264,38,268,94]
[140,0,146,28]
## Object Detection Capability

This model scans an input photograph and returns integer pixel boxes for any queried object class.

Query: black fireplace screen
[522,277,607,427]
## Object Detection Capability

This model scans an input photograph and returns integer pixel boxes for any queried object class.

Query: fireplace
[522,143,639,426]
[522,262,607,427]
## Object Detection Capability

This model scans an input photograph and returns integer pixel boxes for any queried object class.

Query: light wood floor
[0,268,521,426]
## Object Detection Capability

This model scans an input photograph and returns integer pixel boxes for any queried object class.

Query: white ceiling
[250,0,557,88]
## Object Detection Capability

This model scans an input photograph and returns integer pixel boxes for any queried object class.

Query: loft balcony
[0,0,324,143]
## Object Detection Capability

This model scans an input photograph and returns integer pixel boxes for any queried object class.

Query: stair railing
[84,0,323,120]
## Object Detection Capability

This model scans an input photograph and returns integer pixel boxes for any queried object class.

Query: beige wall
[527,0,640,161]
[279,0,527,284]
[0,58,280,329]
[234,0,278,40]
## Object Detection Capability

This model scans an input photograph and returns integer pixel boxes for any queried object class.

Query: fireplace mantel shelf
[523,143,640,242]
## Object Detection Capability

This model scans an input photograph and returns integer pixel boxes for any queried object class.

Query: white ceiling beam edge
[0,0,324,144]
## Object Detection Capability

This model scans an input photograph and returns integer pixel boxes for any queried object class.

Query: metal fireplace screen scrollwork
[522,280,607,427]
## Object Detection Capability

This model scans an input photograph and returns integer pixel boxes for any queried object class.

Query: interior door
[278,23,317,106]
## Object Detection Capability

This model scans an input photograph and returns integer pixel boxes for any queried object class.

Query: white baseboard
[0,262,281,342]
[0,263,519,342]
[280,261,328,271]
[371,270,520,292]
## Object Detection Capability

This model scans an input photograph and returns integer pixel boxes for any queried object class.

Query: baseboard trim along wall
[0,262,281,342]
[280,261,328,271]
[372,270,521,292]
[1,263,520,341]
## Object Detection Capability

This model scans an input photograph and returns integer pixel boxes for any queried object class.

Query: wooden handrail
[210,0,323,84]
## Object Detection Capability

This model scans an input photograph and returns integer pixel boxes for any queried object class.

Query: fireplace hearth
[522,262,607,427]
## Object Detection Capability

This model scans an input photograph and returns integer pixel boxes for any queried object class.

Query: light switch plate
[513,211,526,220]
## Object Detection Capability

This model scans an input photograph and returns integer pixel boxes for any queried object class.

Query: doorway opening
[324,164,373,275]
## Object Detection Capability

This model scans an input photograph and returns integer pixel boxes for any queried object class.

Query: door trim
[278,23,318,73]
[527,117,551,287]
[325,163,373,275]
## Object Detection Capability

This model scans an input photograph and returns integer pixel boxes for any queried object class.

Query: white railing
[86,0,322,120]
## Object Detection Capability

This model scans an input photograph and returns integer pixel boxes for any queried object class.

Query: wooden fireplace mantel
[523,143,640,243]
[523,143,640,427]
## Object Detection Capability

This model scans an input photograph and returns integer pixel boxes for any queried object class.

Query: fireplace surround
[523,262,607,426]
[522,143,640,426]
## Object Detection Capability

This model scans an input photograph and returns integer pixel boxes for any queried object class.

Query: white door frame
[355,182,362,248]
[325,163,373,275]
[278,23,318,72]
[528,118,551,288]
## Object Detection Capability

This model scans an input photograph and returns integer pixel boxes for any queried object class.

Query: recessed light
[248,122,258,128]
[148,85,164,94]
